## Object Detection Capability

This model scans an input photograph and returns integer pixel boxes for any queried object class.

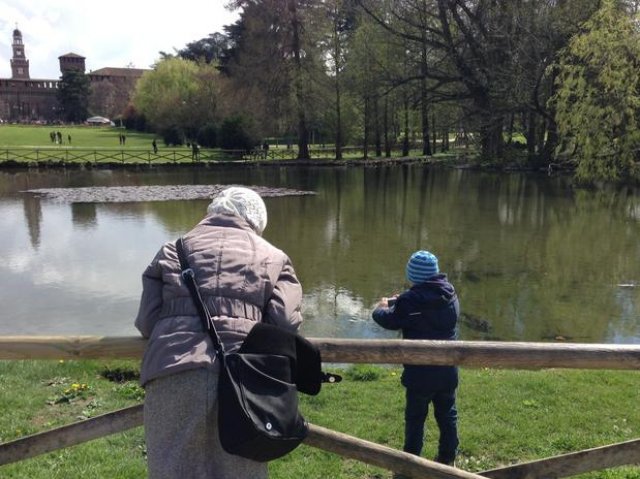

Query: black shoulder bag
[175,237,338,462]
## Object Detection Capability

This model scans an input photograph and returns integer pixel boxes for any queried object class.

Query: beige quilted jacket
[135,212,303,385]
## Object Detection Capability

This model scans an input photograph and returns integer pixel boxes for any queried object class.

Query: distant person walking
[68,134,72,144]
[191,142,199,160]
[152,139,158,154]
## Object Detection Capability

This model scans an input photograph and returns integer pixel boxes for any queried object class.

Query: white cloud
[0,0,239,79]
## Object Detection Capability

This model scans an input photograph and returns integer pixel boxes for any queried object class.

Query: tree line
[122,0,640,183]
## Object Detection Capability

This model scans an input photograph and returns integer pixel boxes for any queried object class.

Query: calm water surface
[1,165,639,343]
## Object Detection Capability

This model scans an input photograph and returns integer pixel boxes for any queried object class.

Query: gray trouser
[144,367,268,479]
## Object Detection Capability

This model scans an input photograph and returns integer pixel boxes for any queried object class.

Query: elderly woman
[135,186,303,479]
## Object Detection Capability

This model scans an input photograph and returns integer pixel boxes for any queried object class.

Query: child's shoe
[434,455,456,467]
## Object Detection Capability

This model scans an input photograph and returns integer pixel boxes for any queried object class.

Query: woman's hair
[207,186,268,234]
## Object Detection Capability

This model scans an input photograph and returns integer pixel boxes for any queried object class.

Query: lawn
[0,360,638,478]
[0,124,157,149]
[0,124,459,164]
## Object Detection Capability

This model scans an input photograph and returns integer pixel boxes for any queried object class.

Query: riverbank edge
[0,153,565,175]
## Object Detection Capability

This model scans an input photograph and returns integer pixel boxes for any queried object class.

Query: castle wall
[0,79,59,122]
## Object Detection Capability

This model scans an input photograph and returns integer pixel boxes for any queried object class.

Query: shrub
[218,115,256,150]
[161,125,184,146]
[345,364,383,382]
[122,104,146,132]
[197,123,218,148]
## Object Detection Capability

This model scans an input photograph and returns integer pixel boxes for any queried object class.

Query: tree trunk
[374,96,382,157]
[542,117,559,163]
[541,66,560,163]
[527,110,536,157]
[402,93,410,156]
[288,0,310,160]
[363,96,370,160]
[431,113,437,154]
[420,38,432,156]
[507,113,515,145]
[333,9,342,162]
[384,97,391,157]
[480,116,504,160]
[334,74,342,160]
[535,116,547,162]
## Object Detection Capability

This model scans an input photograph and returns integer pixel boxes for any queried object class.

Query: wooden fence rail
[0,145,444,165]
[1,402,638,478]
[0,147,260,164]
[481,438,640,479]
[1,336,639,477]
[1,336,640,370]
[0,404,485,479]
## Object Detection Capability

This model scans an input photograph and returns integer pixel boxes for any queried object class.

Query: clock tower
[10,27,30,79]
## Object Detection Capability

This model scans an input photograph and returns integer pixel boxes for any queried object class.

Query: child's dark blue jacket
[372,274,459,392]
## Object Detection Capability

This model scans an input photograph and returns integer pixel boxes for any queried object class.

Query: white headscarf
[207,186,268,235]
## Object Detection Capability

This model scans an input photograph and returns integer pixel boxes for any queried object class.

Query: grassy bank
[0,124,466,166]
[0,360,638,478]
[0,124,154,149]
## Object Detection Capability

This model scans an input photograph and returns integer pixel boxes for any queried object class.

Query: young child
[372,250,459,468]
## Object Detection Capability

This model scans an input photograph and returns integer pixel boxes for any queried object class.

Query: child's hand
[377,296,397,308]
[377,297,390,308]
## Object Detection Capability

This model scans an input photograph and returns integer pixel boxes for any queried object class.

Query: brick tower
[10,27,30,79]
[59,53,86,74]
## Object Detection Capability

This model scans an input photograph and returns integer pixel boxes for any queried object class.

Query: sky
[0,0,240,79]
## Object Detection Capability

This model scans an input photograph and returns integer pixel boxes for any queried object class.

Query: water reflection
[22,193,42,248]
[71,203,98,227]
[1,166,639,343]
[299,286,393,339]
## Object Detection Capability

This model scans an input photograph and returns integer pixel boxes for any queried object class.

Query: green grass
[0,124,155,149]
[0,361,638,478]
[0,125,469,165]
[0,125,224,164]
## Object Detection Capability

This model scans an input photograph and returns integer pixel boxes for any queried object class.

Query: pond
[1,164,639,344]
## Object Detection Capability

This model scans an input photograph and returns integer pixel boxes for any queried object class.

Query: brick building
[0,28,148,122]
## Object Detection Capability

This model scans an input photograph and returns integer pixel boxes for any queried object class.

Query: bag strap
[176,238,343,388]
[175,237,226,358]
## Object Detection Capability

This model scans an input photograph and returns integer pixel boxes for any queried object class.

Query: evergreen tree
[57,70,90,123]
